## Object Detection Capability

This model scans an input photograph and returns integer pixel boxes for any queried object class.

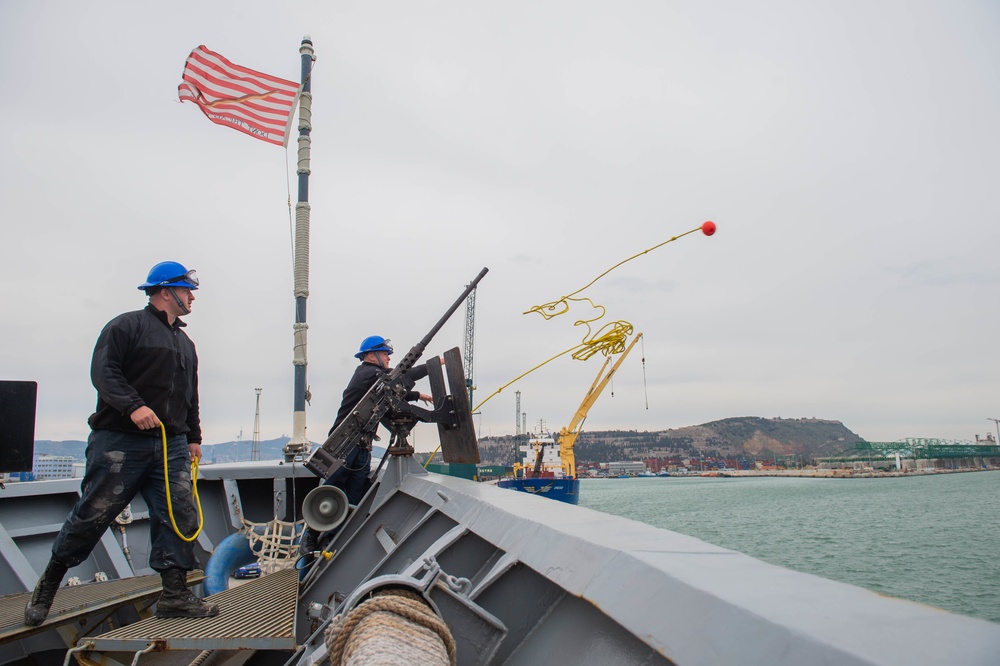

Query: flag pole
[283,35,315,462]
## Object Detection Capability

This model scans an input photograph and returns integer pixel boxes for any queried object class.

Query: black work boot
[24,559,69,626]
[155,569,219,619]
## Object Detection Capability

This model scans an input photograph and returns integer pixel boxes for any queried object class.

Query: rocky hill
[32,417,863,467]
[476,417,864,465]
[32,437,314,464]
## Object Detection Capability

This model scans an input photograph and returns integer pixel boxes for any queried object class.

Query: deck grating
[0,571,204,644]
[85,567,299,652]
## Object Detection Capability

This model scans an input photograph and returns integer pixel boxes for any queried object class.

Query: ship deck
[84,567,298,652]
[0,571,205,645]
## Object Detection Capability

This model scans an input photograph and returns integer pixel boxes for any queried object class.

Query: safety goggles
[160,270,199,287]
[379,340,393,354]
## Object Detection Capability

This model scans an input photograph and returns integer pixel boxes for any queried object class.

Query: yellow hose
[161,423,205,542]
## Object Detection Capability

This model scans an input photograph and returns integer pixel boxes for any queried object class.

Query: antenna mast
[464,285,477,406]
[283,35,316,461]
[252,388,262,461]
[515,390,521,436]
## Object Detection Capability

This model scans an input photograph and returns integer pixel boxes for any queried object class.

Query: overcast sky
[2,1,998,451]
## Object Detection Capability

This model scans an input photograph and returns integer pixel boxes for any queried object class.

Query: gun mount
[305,268,487,481]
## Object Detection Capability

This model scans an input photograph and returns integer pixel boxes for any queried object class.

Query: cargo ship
[496,334,643,505]
[497,432,581,504]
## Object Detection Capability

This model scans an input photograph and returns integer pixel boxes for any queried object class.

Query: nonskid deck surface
[0,571,205,644]
[85,567,298,652]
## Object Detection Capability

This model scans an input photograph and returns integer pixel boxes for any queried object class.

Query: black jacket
[330,361,429,435]
[87,305,201,443]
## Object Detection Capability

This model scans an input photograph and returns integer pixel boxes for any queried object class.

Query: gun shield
[427,347,480,464]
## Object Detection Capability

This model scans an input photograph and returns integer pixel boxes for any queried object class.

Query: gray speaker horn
[302,485,350,532]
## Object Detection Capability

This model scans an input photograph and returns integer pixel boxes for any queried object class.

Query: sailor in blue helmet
[330,335,434,501]
[298,335,436,559]
[25,261,219,626]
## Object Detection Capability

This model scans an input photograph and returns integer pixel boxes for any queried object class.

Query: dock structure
[817,439,1000,467]
[859,438,1000,458]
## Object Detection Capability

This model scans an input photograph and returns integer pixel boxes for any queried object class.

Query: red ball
[701,221,716,236]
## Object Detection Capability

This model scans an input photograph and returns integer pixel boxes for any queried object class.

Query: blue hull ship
[497,476,580,504]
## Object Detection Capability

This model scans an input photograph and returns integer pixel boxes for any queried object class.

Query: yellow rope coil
[423,222,715,467]
[325,590,456,666]
[522,225,706,360]
[161,423,205,542]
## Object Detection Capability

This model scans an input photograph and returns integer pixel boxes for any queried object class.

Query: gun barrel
[391,267,488,377]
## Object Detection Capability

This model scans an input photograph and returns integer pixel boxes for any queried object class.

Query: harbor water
[578,470,1000,624]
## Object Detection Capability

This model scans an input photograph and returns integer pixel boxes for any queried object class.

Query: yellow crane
[552,332,643,479]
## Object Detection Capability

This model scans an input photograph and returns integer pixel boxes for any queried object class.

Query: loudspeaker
[0,381,37,473]
[302,485,350,532]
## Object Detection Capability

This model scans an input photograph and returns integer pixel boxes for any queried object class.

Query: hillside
[31,437,312,464]
[476,417,864,465]
[31,417,863,467]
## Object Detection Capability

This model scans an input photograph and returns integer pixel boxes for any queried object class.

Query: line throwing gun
[305,267,488,481]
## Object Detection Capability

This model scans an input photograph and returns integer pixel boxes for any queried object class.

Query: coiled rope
[324,589,456,666]
[161,423,205,542]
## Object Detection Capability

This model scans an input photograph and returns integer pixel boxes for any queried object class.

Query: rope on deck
[324,589,456,666]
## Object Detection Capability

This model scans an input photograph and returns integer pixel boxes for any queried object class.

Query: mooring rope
[324,589,456,666]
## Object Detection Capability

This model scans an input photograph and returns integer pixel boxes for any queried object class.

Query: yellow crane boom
[558,333,642,478]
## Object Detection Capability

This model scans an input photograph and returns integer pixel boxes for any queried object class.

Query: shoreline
[687,467,1000,479]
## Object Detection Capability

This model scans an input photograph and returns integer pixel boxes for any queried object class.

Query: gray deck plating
[295,456,1000,665]
[87,567,298,652]
[0,571,204,645]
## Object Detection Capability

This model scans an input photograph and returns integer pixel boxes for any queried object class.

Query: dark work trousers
[51,429,198,572]
[321,445,372,506]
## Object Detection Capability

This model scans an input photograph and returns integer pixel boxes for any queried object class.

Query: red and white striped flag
[178,45,300,147]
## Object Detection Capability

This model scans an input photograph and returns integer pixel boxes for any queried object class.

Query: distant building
[33,455,75,480]
[607,461,646,475]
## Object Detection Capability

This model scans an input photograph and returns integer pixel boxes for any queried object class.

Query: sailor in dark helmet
[25,261,218,626]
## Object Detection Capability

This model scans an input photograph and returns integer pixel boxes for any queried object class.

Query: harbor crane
[463,283,477,406]
[539,333,643,478]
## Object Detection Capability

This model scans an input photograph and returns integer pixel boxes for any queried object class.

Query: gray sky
[3,1,999,450]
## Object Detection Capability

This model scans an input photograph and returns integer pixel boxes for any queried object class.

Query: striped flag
[178,46,300,147]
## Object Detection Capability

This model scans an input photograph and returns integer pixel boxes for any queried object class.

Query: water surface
[578,471,1000,623]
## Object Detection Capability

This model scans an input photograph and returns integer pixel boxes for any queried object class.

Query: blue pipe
[203,532,256,596]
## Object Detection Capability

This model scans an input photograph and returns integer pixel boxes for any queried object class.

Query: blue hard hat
[355,335,393,359]
[137,261,199,291]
